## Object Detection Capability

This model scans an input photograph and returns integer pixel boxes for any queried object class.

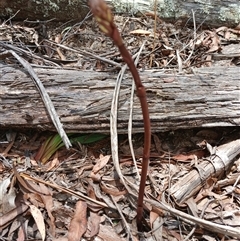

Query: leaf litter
[0,9,240,241]
[1,127,240,240]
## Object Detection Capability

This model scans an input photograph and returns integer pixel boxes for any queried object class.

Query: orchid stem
[88,0,151,231]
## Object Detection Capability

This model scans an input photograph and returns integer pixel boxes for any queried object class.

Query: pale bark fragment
[168,139,240,204]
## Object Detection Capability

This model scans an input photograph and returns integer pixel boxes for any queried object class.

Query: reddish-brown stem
[88,0,151,230]
[118,45,151,230]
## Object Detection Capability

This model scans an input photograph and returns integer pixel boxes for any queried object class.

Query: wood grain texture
[109,0,240,27]
[0,0,239,27]
[0,63,239,133]
[169,139,240,203]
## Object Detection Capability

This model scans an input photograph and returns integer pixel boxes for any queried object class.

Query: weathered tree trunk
[169,139,240,204]
[0,62,239,133]
[0,0,239,27]
[0,0,89,23]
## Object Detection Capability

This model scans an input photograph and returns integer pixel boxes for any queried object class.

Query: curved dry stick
[88,0,151,230]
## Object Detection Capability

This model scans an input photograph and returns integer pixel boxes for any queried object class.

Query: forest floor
[0,8,240,241]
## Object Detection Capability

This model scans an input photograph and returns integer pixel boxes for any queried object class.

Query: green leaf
[70,133,107,145]
[35,133,107,164]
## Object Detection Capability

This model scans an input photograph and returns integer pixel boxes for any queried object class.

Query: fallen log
[0,62,239,133]
[0,0,239,27]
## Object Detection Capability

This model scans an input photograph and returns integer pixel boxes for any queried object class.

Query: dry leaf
[39,183,56,237]
[84,211,100,238]
[100,182,127,196]
[149,210,159,228]
[29,204,46,241]
[68,201,87,241]
[0,177,16,214]
[98,224,126,241]
[92,155,111,173]
[16,226,25,241]
[129,29,151,35]
[46,156,60,171]
[172,153,195,162]
[87,183,97,200]
[0,204,29,229]
[87,182,104,212]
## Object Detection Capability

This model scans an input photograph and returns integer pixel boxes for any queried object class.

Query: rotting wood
[168,139,240,204]
[0,0,239,27]
[0,62,239,133]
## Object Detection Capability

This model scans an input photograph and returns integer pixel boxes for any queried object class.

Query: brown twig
[88,0,151,231]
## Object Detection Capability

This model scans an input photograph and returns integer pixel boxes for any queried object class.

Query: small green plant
[35,133,107,164]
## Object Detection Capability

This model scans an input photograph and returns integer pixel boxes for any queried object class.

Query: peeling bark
[0,0,239,27]
[0,62,239,133]
[169,139,240,204]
